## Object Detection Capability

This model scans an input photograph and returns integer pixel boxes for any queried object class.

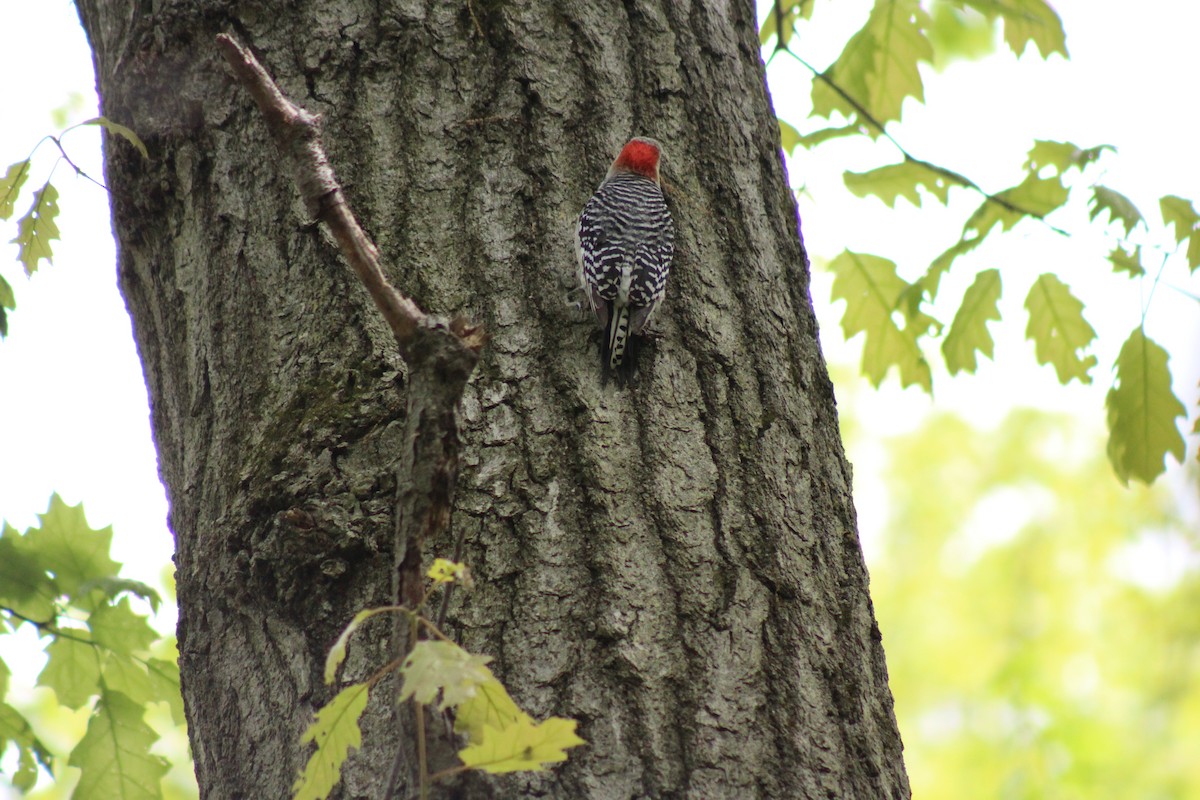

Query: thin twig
[779,47,1070,238]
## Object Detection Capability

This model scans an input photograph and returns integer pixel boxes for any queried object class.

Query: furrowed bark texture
[76,1,910,798]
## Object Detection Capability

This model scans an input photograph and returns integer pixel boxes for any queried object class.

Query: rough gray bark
[75,1,910,798]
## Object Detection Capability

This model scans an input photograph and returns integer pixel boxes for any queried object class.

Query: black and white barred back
[576,171,675,369]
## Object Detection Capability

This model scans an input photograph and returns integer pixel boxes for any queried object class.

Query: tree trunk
[75,1,910,798]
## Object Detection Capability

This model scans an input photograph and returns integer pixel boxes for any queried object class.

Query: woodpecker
[575,137,675,370]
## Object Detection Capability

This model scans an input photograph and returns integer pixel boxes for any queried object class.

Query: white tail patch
[607,305,631,369]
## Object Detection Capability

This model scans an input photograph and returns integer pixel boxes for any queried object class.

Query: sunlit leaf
[792,124,863,148]
[829,250,933,391]
[1159,194,1198,244]
[89,598,158,656]
[1,160,31,220]
[144,658,185,726]
[399,640,492,711]
[1089,186,1143,236]
[455,676,524,744]
[1105,327,1187,485]
[11,182,60,274]
[919,234,984,301]
[26,494,121,599]
[942,269,1001,374]
[458,714,585,774]
[39,632,102,709]
[813,0,933,128]
[81,116,149,159]
[1107,245,1144,277]
[961,0,1066,58]
[844,160,952,208]
[427,558,467,584]
[0,702,54,787]
[293,683,369,800]
[964,174,1068,238]
[0,532,58,620]
[1024,274,1097,384]
[70,689,169,800]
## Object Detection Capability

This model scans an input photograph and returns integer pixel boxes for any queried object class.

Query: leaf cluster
[293,560,584,800]
[0,495,184,797]
[1,117,145,337]
[765,0,1196,484]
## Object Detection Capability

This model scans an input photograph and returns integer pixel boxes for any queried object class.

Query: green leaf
[1188,233,1200,273]
[1026,140,1116,176]
[26,494,121,600]
[70,689,169,800]
[459,714,585,774]
[829,250,934,391]
[100,653,155,706]
[144,658,185,726]
[1105,328,1187,485]
[961,0,1066,58]
[39,632,102,708]
[791,124,863,148]
[1089,186,1143,236]
[1,160,31,220]
[89,598,158,656]
[0,531,58,620]
[399,640,492,711]
[0,702,54,787]
[813,0,933,128]
[964,174,1068,238]
[293,683,369,800]
[1159,194,1198,244]
[1024,274,1097,384]
[844,160,952,208]
[1107,245,1144,277]
[81,116,149,159]
[455,675,524,744]
[759,0,814,47]
[778,119,802,154]
[11,182,60,274]
[79,576,162,612]
[942,269,1002,374]
[919,235,984,301]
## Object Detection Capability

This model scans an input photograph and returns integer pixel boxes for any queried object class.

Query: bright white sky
[0,0,1197,690]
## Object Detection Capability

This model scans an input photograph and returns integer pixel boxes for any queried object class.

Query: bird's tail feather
[605,305,631,370]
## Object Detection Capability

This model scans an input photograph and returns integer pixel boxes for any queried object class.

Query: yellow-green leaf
[39,633,102,709]
[455,676,524,744]
[458,714,585,774]
[1,159,31,220]
[829,250,933,391]
[399,640,492,711]
[942,269,1002,374]
[965,0,1067,58]
[1089,186,1143,236]
[69,689,169,800]
[1023,274,1097,384]
[427,558,467,584]
[293,683,370,800]
[919,235,983,301]
[1023,140,1113,176]
[964,174,1068,238]
[1159,194,1198,244]
[1107,245,1144,277]
[844,160,952,208]
[82,116,149,159]
[12,182,60,274]
[26,494,121,600]
[813,0,933,128]
[1105,328,1187,485]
